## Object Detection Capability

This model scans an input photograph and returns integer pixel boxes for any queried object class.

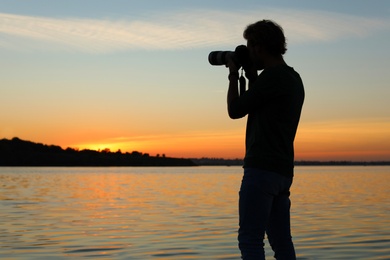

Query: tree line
[1,137,388,167]
[0,137,196,166]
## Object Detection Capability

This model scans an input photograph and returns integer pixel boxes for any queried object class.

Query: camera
[208,45,252,71]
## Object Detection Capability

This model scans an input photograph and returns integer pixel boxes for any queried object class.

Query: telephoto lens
[208,51,234,66]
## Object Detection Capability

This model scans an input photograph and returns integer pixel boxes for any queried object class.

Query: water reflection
[291,166,390,259]
[0,166,389,259]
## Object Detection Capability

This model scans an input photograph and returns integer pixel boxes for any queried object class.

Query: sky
[1,0,390,161]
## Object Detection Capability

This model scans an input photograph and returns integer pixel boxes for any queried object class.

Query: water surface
[1,166,389,259]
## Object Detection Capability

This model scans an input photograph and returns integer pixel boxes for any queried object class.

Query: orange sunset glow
[48,118,388,161]
[1,3,389,162]
[295,119,390,161]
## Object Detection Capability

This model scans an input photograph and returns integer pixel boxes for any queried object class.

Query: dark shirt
[229,64,305,177]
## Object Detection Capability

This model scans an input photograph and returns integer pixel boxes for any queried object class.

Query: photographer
[226,20,305,259]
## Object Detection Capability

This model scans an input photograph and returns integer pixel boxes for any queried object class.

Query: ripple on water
[0,166,389,259]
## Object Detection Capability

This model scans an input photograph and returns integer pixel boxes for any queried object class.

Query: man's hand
[226,54,239,74]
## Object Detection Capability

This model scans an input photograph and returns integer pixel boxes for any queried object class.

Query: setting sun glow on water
[1,166,389,259]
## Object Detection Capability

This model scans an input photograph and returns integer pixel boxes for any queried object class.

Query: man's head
[243,20,287,69]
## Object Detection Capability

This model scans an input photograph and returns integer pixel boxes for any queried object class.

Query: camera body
[208,45,252,71]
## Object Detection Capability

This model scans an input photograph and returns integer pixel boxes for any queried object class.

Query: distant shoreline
[0,137,196,167]
[1,137,389,167]
[1,164,390,167]
[191,158,390,166]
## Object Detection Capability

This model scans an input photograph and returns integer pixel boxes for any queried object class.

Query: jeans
[238,168,296,260]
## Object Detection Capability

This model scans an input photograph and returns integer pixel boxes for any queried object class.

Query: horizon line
[2,137,389,163]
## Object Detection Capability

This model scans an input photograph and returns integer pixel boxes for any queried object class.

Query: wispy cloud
[0,8,389,53]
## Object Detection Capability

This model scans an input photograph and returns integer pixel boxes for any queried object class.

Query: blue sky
[1,0,390,160]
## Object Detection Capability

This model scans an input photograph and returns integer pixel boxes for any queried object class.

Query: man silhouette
[226,20,305,259]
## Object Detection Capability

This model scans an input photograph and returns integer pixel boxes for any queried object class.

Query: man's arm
[227,71,240,119]
[226,57,240,119]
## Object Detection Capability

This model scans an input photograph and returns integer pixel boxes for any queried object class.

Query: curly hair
[243,20,287,56]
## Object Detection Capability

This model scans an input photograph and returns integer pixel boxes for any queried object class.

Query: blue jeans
[238,168,296,260]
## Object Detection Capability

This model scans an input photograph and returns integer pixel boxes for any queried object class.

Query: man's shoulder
[257,65,301,85]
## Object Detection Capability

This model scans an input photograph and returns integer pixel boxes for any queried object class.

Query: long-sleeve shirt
[229,64,305,177]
